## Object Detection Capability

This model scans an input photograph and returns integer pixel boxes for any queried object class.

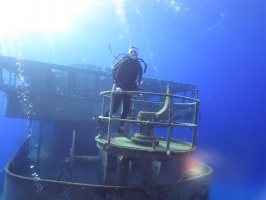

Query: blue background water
[0,1,266,199]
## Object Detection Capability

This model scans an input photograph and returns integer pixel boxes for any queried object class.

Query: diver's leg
[98,94,122,139]
[112,94,123,115]
[102,94,122,117]
[120,94,131,127]
[117,94,132,138]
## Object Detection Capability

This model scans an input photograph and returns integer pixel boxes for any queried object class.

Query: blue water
[1,1,266,199]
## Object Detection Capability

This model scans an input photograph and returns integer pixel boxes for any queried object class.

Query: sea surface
[0,1,266,199]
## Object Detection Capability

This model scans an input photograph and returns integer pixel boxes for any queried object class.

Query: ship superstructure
[0,56,212,200]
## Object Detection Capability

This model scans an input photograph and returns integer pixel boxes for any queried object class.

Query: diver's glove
[136,81,143,91]
[137,81,143,98]
[116,87,122,93]
[112,84,116,91]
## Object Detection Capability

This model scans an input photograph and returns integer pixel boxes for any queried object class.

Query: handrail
[99,88,200,149]
[99,116,197,127]
[100,90,200,103]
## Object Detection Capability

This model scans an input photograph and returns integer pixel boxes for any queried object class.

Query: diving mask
[128,47,138,57]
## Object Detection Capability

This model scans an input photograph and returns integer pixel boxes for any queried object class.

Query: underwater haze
[0,0,266,199]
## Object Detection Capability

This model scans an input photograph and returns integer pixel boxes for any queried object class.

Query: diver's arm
[138,64,143,85]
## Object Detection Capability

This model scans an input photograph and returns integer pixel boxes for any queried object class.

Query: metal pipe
[36,121,43,173]
[69,131,76,180]
[28,120,33,137]
[166,96,173,152]
[100,90,199,103]
[101,94,106,116]
[9,72,12,85]
[130,100,136,135]
[100,116,197,127]
[100,88,200,147]
[107,92,115,146]
[73,156,101,163]
[0,67,3,84]
[192,89,200,147]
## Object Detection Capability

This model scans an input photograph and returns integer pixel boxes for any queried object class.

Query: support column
[141,160,161,185]
[100,150,117,185]
[116,156,131,186]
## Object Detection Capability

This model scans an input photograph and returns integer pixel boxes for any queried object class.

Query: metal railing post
[101,95,106,116]
[130,100,136,135]
[107,91,115,145]
[166,94,173,153]
[36,121,43,173]
[0,67,3,84]
[166,86,173,154]
[99,89,200,149]
[192,89,200,147]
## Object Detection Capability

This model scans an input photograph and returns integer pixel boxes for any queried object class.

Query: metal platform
[96,135,195,160]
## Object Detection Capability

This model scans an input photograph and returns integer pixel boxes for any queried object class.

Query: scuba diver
[98,45,147,139]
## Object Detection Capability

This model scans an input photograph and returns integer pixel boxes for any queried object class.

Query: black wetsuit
[106,56,143,126]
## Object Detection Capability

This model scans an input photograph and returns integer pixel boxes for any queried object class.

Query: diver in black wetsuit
[99,45,146,136]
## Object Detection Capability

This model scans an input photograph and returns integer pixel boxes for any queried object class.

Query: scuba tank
[108,45,148,76]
